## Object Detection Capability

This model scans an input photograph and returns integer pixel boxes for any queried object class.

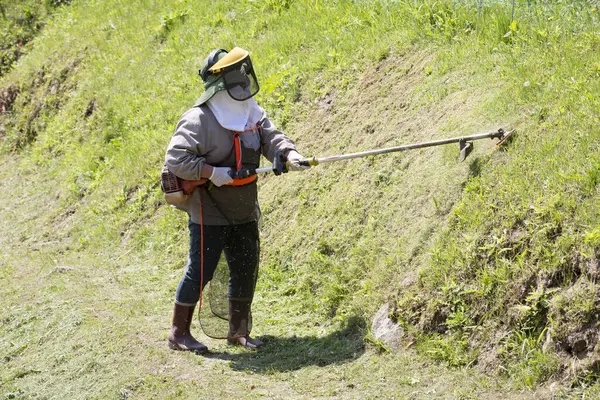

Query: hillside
[1,0,599,398]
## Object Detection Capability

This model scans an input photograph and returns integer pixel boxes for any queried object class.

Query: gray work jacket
[165,105,297,225]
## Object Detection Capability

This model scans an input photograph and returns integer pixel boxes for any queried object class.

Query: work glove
[286,150,310,171]
[209,166,234,187]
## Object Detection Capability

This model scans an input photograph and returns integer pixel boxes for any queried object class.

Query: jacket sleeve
[259,116,298,163]
[164,108,207,181]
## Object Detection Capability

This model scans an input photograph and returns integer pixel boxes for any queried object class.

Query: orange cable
[198,191,204,314]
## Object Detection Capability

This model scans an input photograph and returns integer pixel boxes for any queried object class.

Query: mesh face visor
[220,57,260,101]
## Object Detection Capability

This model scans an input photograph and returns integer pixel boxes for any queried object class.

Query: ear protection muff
[199,48,228,82]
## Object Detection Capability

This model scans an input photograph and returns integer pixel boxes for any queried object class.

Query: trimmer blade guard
[459,140,474,162]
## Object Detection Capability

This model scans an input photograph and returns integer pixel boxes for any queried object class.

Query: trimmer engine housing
[161,165,188,205]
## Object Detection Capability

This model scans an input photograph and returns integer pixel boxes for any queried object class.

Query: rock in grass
[372,303,403,350]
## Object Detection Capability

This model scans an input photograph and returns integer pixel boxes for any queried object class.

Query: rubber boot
[167,303,208,354]
[227,299,263,349]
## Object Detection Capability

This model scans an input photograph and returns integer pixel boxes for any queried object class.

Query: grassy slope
[1,0,599,398]
[0,0,65,77]
[395,1,600,391]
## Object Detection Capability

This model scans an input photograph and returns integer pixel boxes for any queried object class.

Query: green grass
[395,0,600,387]
[1,0,600,398]
[0,0,70,77]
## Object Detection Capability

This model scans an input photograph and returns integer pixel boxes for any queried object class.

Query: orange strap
[225,131,257,186]
[234,132,243,171]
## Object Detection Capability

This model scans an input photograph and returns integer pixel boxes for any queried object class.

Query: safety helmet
[196,47,260,105]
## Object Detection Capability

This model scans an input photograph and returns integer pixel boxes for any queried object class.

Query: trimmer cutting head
[496,128,516,148]
[458,127,515,161]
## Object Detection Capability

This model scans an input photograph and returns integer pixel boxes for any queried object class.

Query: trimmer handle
[272,150,289,175]
[228,168,256,179]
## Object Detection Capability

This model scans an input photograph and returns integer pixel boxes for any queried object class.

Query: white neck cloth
[206,90,263,132]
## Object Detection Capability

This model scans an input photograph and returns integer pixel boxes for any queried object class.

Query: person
[164,47,308,353]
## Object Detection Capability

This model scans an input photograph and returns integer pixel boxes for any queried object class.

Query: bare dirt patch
[0,84,19,113]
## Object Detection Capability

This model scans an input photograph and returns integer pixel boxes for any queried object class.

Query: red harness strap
[225,131,258,186]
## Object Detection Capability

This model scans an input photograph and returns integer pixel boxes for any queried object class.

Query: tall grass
[394,0,600,388]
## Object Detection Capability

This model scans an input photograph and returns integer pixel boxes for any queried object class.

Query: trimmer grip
[229,168,256,179]
[273,150,288,175]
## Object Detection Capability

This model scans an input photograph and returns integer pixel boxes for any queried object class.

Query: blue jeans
[175,220,259,306]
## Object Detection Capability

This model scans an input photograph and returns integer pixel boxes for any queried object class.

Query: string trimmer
[162,127,515,204]
[236,127,514,178]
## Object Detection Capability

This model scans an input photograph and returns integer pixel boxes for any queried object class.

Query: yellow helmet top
[209,47,249,74]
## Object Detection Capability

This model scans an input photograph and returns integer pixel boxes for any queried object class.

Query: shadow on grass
[205,316,366,373]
